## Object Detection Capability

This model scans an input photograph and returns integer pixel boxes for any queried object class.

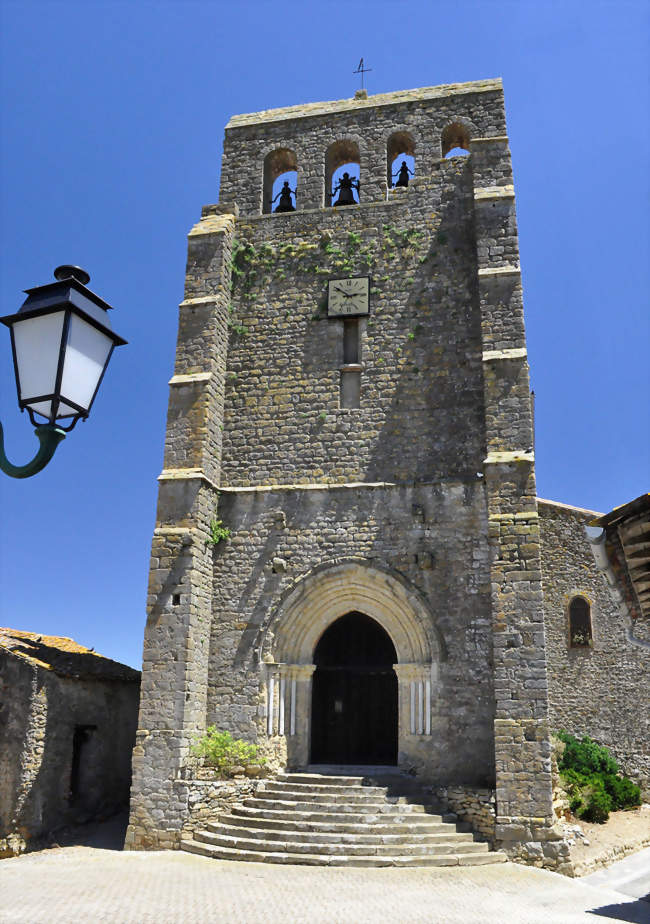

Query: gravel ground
[561,804,650,874]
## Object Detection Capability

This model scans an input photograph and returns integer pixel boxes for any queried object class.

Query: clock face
[327,276,369,317]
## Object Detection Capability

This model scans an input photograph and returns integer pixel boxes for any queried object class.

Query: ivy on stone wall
[227,224,431,326]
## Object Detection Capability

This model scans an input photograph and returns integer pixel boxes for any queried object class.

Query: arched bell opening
[325,140,360,207]
[387,131,416,189]
[441,122,471,159]
[263,148,298,214]
[310,611,398,765]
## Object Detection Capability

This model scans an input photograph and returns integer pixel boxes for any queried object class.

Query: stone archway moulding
[263,558,446,666]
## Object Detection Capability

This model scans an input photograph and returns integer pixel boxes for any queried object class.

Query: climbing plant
[227,223,432,322]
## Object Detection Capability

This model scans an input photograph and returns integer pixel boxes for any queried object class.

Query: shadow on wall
[31,808,130,852]
[0,634,139,855]
[366,160,486,483]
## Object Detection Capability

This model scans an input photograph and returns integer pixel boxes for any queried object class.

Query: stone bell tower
[127,79,565,867]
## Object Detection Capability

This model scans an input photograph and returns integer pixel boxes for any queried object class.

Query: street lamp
[0,265,127,478]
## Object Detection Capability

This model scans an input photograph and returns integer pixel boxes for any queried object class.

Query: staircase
[181,771,507,867]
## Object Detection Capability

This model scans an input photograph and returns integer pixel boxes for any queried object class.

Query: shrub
[603,773,642,811]
[580,786,613,823]
[191,727,264,777]
[557,731,619,776]
[206,518,230,547]
[555,731,641,823]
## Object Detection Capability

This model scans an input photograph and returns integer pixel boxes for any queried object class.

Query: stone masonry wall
[179,777,260,842]
[130,80,559,863]
[540,499,650,796]
[0,654,139,856]
[220,80,507,215]
[207,481,496,786]
[434,785,497,843]
[126,210,234,850]
[220,163,486,486]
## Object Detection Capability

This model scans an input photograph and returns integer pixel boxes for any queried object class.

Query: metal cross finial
[353,58,372,90]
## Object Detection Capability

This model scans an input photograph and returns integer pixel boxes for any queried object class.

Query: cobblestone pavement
[1,848,650,924]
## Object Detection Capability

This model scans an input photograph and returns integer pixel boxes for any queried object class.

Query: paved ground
[583,847,650,902]
[1,847,650,924]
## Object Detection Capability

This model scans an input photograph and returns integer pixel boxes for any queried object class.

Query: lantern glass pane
[12,311,65,405]
[59,314,113,413]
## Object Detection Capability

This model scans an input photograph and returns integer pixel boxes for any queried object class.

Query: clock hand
[334,287,355,297]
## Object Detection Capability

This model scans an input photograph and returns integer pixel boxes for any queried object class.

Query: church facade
[126,80,649,866]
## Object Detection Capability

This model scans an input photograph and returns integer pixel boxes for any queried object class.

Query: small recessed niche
[343,319,360,364]
[340,371,361,409]
[172,593,181,606]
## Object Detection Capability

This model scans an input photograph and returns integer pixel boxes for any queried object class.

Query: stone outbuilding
[540,494,650,797]
[0,628,140,856]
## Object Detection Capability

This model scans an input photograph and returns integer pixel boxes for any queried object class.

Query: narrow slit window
[340,371,361,409]
[343,319,360,364]
[569,596,592,648]
[69,724,97,801]
[340,319,361,408]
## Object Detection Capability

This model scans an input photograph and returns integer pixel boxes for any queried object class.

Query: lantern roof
[1,272,127,346]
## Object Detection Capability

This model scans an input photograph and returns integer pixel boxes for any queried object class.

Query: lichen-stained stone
[539,499,650,798]
[0,629,140,857]
[127,80,639,873]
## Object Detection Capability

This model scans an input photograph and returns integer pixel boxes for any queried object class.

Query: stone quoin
[125,81,649,870]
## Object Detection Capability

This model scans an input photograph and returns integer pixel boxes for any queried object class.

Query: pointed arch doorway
[310,612,398,765]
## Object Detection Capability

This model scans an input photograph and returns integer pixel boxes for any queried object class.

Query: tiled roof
[0,628,140,682]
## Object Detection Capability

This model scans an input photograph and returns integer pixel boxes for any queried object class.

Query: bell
[274,181,296,213]
[333,172,358,207]
[394,161,410,188]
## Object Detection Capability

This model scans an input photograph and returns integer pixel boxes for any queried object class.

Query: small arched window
[569,596,593,648]
[263,148,298,214]
[441,122,471,159]
[387,131,416,189]
[325,140,360,207]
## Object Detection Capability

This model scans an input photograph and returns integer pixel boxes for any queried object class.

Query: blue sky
[1,0,648,669]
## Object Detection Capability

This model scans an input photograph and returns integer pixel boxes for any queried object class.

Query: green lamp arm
[0,421,66,479]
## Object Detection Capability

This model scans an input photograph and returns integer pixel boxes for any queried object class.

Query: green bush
[580,786,613,823]
[557,731,619,776]
[602,773,642,811]
[556,731,641,823]
[191,727,264,777]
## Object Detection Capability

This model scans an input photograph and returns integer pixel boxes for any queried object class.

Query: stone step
[181,770,503,870]
[275,773,432,798]
[193,829,490,857]
[208,821,475,846]
[181,839,508,868]
[255,788,416,806]
[276,772,367,787]
[264,780,390,798]
[232,804,447,826]
[306,765,404,779]
[240,797,437,815]
[220,812,456,835]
